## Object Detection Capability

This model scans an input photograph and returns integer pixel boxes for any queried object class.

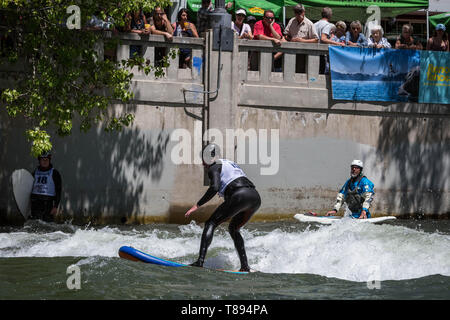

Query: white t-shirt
[314,19,332,43]
[231,21,252,37]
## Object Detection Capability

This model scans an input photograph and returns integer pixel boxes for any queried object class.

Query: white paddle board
[294,213,397,225]
[11,169,34,220]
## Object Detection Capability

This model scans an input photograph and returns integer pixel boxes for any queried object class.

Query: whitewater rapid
[1,219,449,282]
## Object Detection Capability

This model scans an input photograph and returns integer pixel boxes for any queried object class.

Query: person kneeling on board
[185,143,261,272]
[327,160,374,219]
[30,152,62,222]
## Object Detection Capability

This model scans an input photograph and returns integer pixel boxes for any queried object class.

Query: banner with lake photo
[329,46,421,102]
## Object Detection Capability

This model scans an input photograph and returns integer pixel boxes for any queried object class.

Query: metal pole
[426,8,429,42]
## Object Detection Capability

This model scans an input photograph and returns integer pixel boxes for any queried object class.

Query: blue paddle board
[118,246,250,274]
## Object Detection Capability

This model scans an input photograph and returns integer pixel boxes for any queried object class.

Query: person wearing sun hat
[426,23,449,51]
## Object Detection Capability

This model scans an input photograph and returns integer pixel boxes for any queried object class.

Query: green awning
[288,0,429,21]
[187,0,287,21]
[429,12,450,28]
[186,0,202,14]
[186,0,429,23]
[299,0,428,8]
[233,0,284,19]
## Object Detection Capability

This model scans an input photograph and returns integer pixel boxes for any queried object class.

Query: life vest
[32,168,56,197]
[344,175,365,212]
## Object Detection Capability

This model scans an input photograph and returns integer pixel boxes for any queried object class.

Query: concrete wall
[1,31,449,225]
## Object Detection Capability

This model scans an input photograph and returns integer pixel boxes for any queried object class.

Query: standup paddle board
[11,169,34,220]
[118,246,250,274]
[294,213,396,225]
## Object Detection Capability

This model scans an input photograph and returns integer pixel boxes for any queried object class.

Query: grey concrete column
[206,31,237,159]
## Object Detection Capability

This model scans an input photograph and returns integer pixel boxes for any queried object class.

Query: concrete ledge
[131,80,204,105]
[238,39,329,55]
[239,83,329,109]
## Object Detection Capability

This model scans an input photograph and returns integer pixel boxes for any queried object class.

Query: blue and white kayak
[294,213,397,225]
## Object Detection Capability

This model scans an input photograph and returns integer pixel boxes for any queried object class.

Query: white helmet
[351,159,363,168]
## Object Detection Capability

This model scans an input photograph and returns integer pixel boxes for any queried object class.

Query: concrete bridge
[1,31,449,225]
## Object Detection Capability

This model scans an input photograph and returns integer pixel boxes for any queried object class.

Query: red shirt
[253,20,282,39]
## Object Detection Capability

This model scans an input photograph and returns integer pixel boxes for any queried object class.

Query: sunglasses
[265,16,274,20]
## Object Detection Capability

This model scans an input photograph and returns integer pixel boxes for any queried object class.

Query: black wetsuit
[30,165,62,222]
[192,162,261,271]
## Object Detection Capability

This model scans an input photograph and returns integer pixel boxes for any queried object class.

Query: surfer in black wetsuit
[185,143,261,272]
[30,152,62,222]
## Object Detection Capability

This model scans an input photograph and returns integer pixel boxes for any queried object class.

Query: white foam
[1,221,449,282]
[248,221,450,281]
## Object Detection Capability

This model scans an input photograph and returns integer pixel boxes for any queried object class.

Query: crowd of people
[226,4,448,52]
[87,2,449,69]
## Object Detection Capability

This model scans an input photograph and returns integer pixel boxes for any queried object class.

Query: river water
[0,218,449,300]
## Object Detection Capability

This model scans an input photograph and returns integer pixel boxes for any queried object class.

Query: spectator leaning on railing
[331,21,347,44]
[395,24,423,50]
[232,8,253,40]
[426,24,449,52]
[253,9,285,72]
[284,4,318,73]
[253,9,284,44]
[172,8,199,69]
[312,7,342,75]
[150,7,173,41]
[367,25,391,49]
[345,20,368,47]
[150,7,174,66]
[314,7,342,46]
[126,10,150,57]
[284,4,318,43]
[127,10,150,35]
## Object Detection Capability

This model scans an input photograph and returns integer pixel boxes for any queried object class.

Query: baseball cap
[236,9,246,16]
[436,24,446,31]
